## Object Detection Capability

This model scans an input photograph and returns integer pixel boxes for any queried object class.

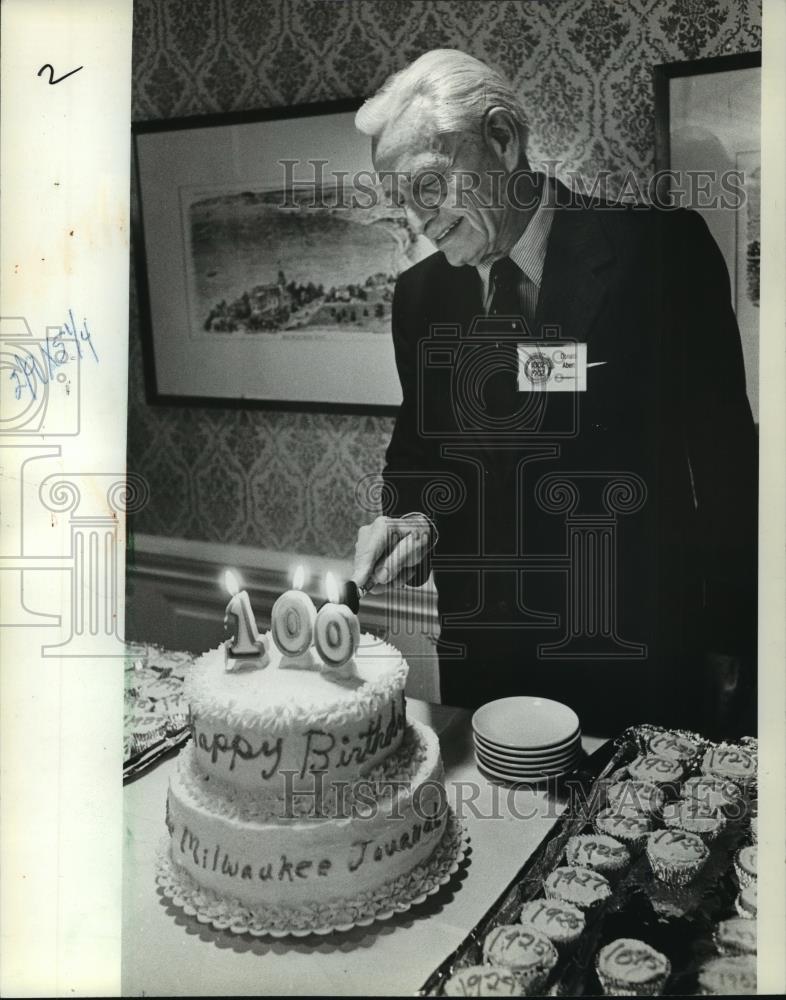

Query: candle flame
[224,569,240,596]
[292,564,305,590]
[325,571,340,604]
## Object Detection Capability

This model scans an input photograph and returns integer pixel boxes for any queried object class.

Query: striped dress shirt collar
[476,174,556,307]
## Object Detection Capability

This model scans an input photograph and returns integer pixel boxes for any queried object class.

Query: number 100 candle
[314,571,360,676]
[270,565,319,667]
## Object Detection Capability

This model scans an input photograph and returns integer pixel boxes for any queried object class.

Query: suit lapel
[535,192,615,344]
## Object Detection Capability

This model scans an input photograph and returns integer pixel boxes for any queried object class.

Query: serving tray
[418,724,757,996]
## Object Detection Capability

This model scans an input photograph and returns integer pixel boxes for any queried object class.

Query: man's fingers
[353,517,390,586]
[353,514,433,590]
[373,531,425,586]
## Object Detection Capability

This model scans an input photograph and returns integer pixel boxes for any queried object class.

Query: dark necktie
[483,256,522,419]
[489,256,523,318]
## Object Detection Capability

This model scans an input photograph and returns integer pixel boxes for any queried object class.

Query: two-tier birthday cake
[156,574,466,936]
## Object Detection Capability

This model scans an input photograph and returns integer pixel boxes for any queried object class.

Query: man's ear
[482,107,523,170]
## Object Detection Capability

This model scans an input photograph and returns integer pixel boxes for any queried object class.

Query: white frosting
[167,719,447,907]
[187,633,408,793]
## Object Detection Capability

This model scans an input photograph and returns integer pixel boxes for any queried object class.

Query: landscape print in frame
[133,100,432,411]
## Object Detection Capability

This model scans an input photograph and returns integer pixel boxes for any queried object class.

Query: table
[123,699,606,996]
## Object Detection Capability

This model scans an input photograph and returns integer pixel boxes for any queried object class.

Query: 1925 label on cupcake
[484,926,557,965]
[701,745,756,780]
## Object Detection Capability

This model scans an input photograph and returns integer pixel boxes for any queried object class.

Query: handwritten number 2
[38,64,83,85]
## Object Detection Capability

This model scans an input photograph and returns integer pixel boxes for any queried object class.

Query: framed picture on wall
[654,52,761,422]
[132,100,431,413]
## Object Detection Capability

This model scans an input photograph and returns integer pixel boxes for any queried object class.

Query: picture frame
[654,52,761,421]
[132,99,431,414]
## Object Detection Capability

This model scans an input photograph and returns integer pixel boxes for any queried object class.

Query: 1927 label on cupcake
[551,868,604,888]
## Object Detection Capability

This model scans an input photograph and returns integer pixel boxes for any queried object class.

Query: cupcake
[749,814,758,843]
[594,807,653,850]
[734,845,756,887]
[701,744,756,790]
[518,899,585,952]
[647,731,701,765]
[595,938,670,996]
[661,798,726,842]
[645,829,709,886]
[443,965,522,996]
[714,917,757,957]
[681,775,743,816]
[627,753,683,788]
[605,779,665,818]
[565,833,630,880]
[482,925,558,995]
[543,865,612,912]
[697,954,756,995]
[735,880,757,918]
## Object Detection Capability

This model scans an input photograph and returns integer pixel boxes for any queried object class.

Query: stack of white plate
[471,696,582,783]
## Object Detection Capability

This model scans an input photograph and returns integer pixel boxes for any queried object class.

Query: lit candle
[271,565,320,668]
[314,571,360,677]
[223,569,269,670]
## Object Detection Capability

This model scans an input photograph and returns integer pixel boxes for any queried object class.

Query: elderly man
[352,49,757,734]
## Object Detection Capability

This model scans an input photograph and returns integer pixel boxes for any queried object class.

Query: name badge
[517,342,588,392]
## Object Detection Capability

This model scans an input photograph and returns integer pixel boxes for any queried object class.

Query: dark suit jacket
[382,188,757,732]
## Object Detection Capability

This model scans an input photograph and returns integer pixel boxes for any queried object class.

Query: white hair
[355,49,528,142]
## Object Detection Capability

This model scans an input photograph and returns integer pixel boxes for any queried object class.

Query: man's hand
[353,513,435,591]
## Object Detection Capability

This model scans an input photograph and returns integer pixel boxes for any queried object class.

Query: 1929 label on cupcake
[648,732,700,761]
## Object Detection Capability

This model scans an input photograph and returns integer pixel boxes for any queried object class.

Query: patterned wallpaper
[128,0,761,558]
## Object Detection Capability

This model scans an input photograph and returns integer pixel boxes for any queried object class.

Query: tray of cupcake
[418,724,757,996]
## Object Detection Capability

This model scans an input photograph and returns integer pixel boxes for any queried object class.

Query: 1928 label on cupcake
[522,900,583,931]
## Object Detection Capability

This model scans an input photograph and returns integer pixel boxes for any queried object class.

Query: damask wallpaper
[128,0,761,558]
